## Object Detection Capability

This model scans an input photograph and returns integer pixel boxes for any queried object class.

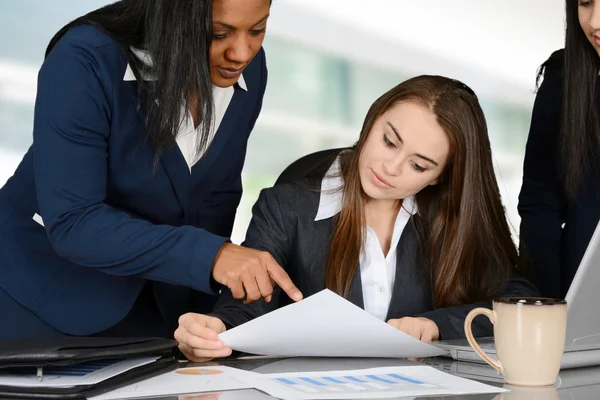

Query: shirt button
[377,286,385,293]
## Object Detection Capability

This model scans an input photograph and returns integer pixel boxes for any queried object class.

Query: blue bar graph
[299,377,326,386]
[366,375,397,384]
[276,378,297,385]
[270,371,437,395]
[43,360,119,377]
[388,373,424,384]
[344,376,368,383]
[322,377,345,384]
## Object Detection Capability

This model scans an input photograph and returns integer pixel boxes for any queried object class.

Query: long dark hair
[45,0,215,157]
[325,76,521,308]
[557,0,600,197]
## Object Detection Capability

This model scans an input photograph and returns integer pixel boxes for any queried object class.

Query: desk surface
[123,356,600,400]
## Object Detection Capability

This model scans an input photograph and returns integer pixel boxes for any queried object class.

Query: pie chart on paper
[175,368,224,376]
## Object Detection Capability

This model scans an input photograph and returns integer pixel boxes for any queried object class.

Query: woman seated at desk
[175,75,539,361]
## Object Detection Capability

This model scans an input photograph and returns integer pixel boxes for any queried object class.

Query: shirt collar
[314,156,344,221]
[314,156,418,221]
[122,48,247,91]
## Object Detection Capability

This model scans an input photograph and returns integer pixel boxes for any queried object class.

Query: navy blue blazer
[0,25,267,335]
[518,49,600,298]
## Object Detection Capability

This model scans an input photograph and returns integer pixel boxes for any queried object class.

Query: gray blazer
[211,172,538,340]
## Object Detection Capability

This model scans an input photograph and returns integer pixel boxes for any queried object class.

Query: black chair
[274,147,345,186]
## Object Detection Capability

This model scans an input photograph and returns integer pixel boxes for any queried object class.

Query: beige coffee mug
[464,297,567,386]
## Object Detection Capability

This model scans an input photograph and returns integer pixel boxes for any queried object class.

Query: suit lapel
[159,145,190,216]
[128,86,252,218]
[347,266,365,309]
[127,83,191,216]
[300,184,365,309]
[190,86,249,188]
[385,217,433,320]
[302,173,366,309]
[386,219,418,320]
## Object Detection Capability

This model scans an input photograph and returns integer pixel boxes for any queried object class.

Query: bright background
[0,1,565,243]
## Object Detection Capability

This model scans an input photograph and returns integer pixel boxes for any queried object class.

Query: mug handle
[464,307,503,373]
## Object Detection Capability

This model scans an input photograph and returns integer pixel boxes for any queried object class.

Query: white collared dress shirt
[315,156,418,321]
[123,48,247,170]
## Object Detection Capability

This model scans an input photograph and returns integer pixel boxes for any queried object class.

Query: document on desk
[90,365,258,400]
[219,289,447,358]
[0,357,158,388]
[236,365,507,399]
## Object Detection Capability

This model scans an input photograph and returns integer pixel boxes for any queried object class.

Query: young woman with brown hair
[175,75,538,361]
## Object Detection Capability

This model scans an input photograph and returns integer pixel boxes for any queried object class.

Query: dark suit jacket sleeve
[209,186,290,329]
[415,272,539,340]
[517,53,567,298]
[32,34,233,294]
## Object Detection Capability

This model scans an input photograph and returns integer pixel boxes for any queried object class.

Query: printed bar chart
[236,366,508,399]
[273,372,437,394]
[43,360,119,377]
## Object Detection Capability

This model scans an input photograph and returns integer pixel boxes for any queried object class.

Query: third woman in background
[518,0,600,298]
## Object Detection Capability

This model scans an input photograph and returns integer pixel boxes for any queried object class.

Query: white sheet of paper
[89,365,258,400]
[178,389,275,400]
[219,289,447,358]
[0,357,158,388]
[181,389,416,400]
[236,365,507,400]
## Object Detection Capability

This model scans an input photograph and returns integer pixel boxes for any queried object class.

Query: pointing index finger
[266,261,303,302]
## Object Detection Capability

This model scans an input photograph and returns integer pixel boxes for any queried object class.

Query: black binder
[0,337,180,399]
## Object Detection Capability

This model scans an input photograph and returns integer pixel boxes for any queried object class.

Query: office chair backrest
[274,148,345,186]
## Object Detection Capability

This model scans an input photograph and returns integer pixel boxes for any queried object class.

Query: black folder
[0,337,180,399]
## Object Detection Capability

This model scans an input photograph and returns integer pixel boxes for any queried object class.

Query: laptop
[422,357,600,392]
[435,218,600,369]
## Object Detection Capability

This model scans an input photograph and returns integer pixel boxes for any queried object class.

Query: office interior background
[1,0,564,244]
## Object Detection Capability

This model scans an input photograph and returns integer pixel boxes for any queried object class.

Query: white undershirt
[174,85,237,169]
[315,156,418,321]
[123,48,247,170]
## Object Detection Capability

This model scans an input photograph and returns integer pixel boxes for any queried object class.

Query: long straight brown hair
[325,75,522,308]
